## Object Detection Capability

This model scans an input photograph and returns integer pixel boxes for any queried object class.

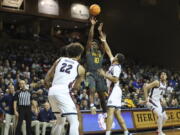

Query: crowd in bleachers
[0,39,179,112]
[0,35,180,134]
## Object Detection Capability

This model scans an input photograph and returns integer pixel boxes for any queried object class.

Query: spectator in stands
[38,102,56,135]
[80,99,89,110]
[170,98,179,107]
[124,94,136,108]
[1,84,15,135]
[79,89,89,101]
[94,92,101,110]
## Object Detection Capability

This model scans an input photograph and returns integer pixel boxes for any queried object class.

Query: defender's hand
[98,69,106,76]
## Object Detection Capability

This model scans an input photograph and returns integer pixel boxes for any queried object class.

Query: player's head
[113,53,125,64]
[91,39,99,50]
[66,42,84,60]
[159,71,167,81]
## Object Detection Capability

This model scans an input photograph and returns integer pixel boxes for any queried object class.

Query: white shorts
[107,86,122,108]
[48,85,77,116]
[147,99,163,113]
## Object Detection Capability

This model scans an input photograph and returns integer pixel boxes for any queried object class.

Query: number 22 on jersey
[60,63,73,74]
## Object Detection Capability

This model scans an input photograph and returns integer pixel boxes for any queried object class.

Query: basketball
[89,4,101,16]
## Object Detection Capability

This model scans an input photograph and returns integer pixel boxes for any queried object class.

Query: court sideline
[112,129,180,135]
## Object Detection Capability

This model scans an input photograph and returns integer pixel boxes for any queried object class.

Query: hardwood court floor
[112,129,180,135]
[133,129,180,135]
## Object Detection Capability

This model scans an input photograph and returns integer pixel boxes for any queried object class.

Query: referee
[14,80,36,135]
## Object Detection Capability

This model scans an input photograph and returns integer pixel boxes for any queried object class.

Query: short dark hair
[116,53,125,64]
[66,42,84,58]
[158,70,168,78]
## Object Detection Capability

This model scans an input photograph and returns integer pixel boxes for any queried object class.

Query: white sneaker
[158,132,166,135]
[124,131,132,135]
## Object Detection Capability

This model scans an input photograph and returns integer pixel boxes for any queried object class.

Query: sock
[124,130,129,135]
[106,131,111,135]
[157,116,163,133]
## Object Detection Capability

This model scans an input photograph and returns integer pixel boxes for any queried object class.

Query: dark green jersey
[86,48,104,72]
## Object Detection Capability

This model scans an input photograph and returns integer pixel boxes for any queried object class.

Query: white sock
[66,115,79,135]
[124,130,129,135]
[157,115,163,132]
[106,131,111,135]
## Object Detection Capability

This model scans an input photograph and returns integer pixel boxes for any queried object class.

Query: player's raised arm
[73,65,85,90]
[86,17,97,50]
[98,24,114,60]
[143,80,160,101]
[44,59,59,88]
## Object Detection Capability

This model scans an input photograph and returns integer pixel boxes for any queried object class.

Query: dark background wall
[96,0,180,69]
[0,0,180,69]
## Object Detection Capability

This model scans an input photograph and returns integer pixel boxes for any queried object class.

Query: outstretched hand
[98,23,103,32]
[90,17,97,25]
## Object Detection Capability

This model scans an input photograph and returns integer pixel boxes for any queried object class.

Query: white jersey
[52,57,79,90]
[106,63,121,90]
[149,81,167,101]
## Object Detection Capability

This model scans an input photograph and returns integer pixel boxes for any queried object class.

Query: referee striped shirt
[14,90,32,106]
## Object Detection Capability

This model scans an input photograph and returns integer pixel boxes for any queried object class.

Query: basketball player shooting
[86,17,108,114]
[143,71,168,135]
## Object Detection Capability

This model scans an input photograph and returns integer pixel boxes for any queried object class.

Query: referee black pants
[15,106,32,135]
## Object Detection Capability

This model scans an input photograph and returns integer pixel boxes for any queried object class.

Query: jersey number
[94,57,100,64]
[60,63,73,74]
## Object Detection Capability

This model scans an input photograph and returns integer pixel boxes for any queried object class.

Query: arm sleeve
[112,66,121,78]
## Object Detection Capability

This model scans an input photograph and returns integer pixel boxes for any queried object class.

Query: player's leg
[66,115,79,135]
[148,100,165,135]
[57,92,79,135]
[71,92,83,135]
[86,74,96,114]
[106,107,115,135]
[51,113,66,135]
[96,76,108,113]
[48,95,66,135]
[76,105,83,135]
[114,109,131,135]
[162,111,168,125]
